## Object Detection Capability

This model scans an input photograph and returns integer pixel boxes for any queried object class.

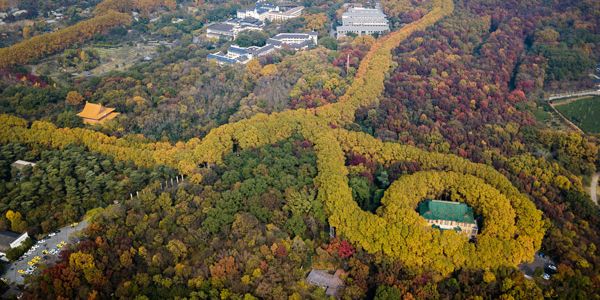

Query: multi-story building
[206,23,237,40]
[267,32,318,50]
[237,3,303,22]
[418,200,479,239]
[264,6,304,22]
[208,31,317,65]
[206,18,264,41]
[336,6,389,38]
[208,44,276,65]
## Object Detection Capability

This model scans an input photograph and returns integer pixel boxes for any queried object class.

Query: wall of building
[10,232,29,249]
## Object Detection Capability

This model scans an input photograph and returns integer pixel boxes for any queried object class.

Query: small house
[11,160,36,170]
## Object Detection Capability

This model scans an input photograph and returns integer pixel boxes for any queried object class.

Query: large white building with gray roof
[237,3,304,22]
[208,31,317,65]
[206,18,265,41]
[336,6,390,38]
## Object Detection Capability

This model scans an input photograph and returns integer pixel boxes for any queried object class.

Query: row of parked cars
[18,240,66,276]
[15,230,66,277]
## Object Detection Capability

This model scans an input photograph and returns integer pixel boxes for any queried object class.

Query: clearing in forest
[554,96,600,134]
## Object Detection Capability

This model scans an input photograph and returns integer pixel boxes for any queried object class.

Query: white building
[264,6,304,22]
[208,31,317,65]
[12,10,28,17]
[237,3,303,22]
[0,231,29,259]
[336,6,389,38]
[267,32,318,50]
[237,3,279,20]
[11,160,36,170]
[208,44,276,65]
[206,18,264,41]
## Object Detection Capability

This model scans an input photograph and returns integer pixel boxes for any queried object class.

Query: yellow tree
[22,26,32,39]
[5,210,27,232]
[304,13,328,32]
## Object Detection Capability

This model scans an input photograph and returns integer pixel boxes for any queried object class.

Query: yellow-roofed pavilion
[77,102,119,125]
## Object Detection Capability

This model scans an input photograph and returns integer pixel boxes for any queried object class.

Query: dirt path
[591,173,599,205]
[551,95,595,107]
[547,101,584,133]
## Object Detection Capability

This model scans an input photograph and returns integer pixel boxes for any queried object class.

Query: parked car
[545,264,558,275]
[542,273,551,280]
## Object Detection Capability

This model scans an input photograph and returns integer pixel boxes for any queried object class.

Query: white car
[48,233,56,237]
[542,273,551,280]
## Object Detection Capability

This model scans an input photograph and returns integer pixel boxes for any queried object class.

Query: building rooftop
[343,7,387,18]
[11,160,36,169]
[283,6,304,14]
[0,231,24,252]
[418,200,476,224]
[228,45,251,56]
[272,32,316,39]
[207,23,235,32]
[77,102,118,122]
[208,52,252,65]
[248,44,275,56]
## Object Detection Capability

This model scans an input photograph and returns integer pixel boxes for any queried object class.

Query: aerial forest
[0,0,597,298]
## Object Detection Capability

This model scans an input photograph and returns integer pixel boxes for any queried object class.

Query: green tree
[234,30,269,47]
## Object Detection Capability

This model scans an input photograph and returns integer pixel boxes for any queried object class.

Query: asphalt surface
[519,253,553,278]
[2,220,88,285]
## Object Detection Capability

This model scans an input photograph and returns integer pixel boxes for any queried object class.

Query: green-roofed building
[418,200,478,239]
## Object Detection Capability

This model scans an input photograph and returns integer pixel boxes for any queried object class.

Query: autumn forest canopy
[0,0,598,298]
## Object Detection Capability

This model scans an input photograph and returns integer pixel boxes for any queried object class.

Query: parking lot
[2,220,88,285]
[519,252,556,280]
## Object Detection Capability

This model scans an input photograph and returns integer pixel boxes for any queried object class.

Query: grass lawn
[555,96,600,134]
